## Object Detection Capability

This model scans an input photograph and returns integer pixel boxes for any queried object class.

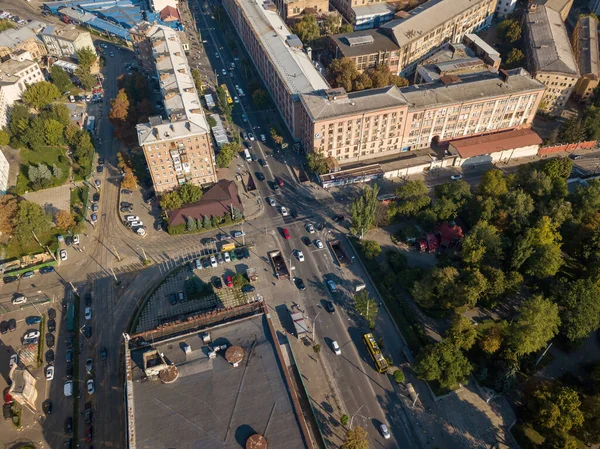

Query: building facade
[136,25,217,193]
[329,0,396,29]
[380,0,497,75]
[533,0,573,21]
[0,149,9,195]
[495,0,517,16]
[40,25,96,60]
[329,29,400,73]
[299,69,545,165]
[0,26,47,61]
[571,15,599,102]
[524,6,579,114]
[272,0,329,21]
[0,58,44,128]
[222,0,328,139]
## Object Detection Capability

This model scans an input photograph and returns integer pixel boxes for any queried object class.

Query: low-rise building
[524,5,579,114]
[8,363,38,411]
[40,25,96,60]
[299,68,545,165]
[0,25,47,61]
[533,0,573,21]
[329,29,400,73]
[272,0,329,21]
[380,0,497,75]
[571,15,599,102]
[222,0,329,139]
[136,25,217,193]
[0,58,44,129]
[495,0,518,16]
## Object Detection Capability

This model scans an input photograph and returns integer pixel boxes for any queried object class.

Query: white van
[244,148,251,162]
[125,215,140,222]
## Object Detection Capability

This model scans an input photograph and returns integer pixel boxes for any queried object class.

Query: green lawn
[16,147,71,194]
[3,228,60,262]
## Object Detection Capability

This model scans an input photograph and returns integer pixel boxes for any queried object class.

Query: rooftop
[533,0,573,14]
[416,43,496,83]
[137,25,208,145]
[0,26,40,50]
[0,59,38,86]
[449,128,542,158]
[352,2,396,18]
[573,15,599,78]
[234,0,329,94]
[41,24,84,42]
[330,29,399,58]
[130,314,308,449]
[381,0,491,48]
[525,6,579,76]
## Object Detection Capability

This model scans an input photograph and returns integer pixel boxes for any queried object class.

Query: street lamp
[312,311,322,341]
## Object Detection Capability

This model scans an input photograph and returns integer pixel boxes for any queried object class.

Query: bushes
[167,214,243,235]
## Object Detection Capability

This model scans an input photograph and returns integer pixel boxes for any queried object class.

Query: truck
[221,242,235,252]
[268,250,289,279]
[289,306,308,337]
[328,239,351,266]
[204,94,215,109]
[293,166,309,183]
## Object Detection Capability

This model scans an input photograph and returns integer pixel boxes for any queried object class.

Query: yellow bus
[220,84,233,104]
[363,333,388,373]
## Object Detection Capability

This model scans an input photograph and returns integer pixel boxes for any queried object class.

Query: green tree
[497,189,534,231]
[160,191,183,211]
[0,129,9,146]
[479,323,504,354]
[461,220,503,266]
[553,278,600,342]
[291,15,321,44]
[478,169,508,197]
[350,184,379,238]
[411,266,459,309]
[362,240,381,260]
[47,103,72,127]
[571,179,600,223]
[216,142,236,168]
[27,165,40,184]
[49,65,74,92]
[327,58,359,92]
[529,382,584,433]
[580,394,600,444]
[340,23,354,33]
[525,243,563,278]
[480,266,522,307]
[542,432,578,449]
[232,272,248,288]
[179,183,203,204]
[505,48,524,67]
[342,426,369,449]
[202,215,212,229]
[191,68,203,92]
[508,295,560,356]
[391,179,430,217]
[498,19,521,43]
[0,19,15,32]
[186,216,197,231]
[353,289,378,327]
[206,116,217,127]
[433,180,472,220]
[323,13,342,34]
[76,46,97,69]
[306,150,328,174]
[56,209,76,231]
[252,88,269,107]
[415,340,473,389]
[13,200,52,246]
[446,315,477,350]
[64,123,81,146]
[558,117,587,144]
[51,164,63,179]
[22,81,61,109]
[43,119,64,146]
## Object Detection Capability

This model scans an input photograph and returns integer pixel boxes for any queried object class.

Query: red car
[276,177,284,187]
[282,228,290,239]
[226,276,233,288]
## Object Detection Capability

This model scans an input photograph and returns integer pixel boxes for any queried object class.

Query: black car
[66,364,73,380]
[294,278,306,291]
[202,258,211,269]
[255,172,265,181]
[0,321,7,334]
[8,319,16,332]
[242,247,250,259]
[121,189,133,195]
[64,438,73,449]
[3,403,12,420]
[259,159,268,167]
[120,202,133,208]
[316,223,325,231]
[212,276,223,289]
[96,166,103,174]
[241,284,256,293]
[85,402,93,424]
[39,266,55,274]
[291,210,298,219]
[235,248,245,260]
[272,183,279,191]
[144,194,156,204]
[120,206,133,213]
[201,237,217,245]
[65,417,73,434]
[42,400,52,415]
[168,293,177,305]
[66,350,73,363]
[86,425,93,442]
[324,300,335,314]
[46,333,55,348]
[99,347,107,361]
[48,319,56,333]
[333,214,345,223]
[83,325,92,338]
[85,292,92,306]
[48,308,56,319]
[98,157,105,165]
[302,236,313,247]
[3,276,18,283]
[46,349,55,364]
[92,193,100,202]
[66,334,74,349]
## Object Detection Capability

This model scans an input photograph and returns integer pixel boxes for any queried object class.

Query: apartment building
[533,0,573,21]
[222,0,329,139]
[329,0,396,30]
[571,15,599,102]
[299,68,545,165]
[524,6,579,114]
[380,0,497,76]
[0,58,44,128]
[329,29,400,73]
[0,25,47,61]
[136,25,217,193]
[495,0,517,16]
[40,25,96,60]
[272,0,329,21]
[0,149,9,195]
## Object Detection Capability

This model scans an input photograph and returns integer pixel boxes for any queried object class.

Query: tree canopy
[415,339,473,389]
[22,82,61,109]
[508,296,560,356]
[350,184,379,238]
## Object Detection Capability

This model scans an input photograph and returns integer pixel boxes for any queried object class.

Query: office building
[571,15,599,102]
[0,25,47,61]
[136,25,217,193]
[222,0,329,139]
[0,58,44,128]
[524,5,579,114]
[40,25,96,60]
[299,69,545,165]
[329,29,400,73]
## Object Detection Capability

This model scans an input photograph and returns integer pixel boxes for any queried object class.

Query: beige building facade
[0,58,44,129]
[136,25,217,193]
[300,69,545,165]
[0,27,47,61]
[273,0,329,20]
[329,29,400,73]
[40,25,96,60]
[571,15,599,102]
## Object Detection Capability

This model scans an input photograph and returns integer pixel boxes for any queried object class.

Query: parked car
[40,266,55,274]
[450,174,463,181]
[210,255,217,268]
[333,214,345,223]
[24,330,40,340]
[92,193,100,202]
[125,215,140,222]
[212,276,223,289]
[332,340,341,355]
[99,347,107,361]
[256,172,265,181]
[280,206,288,216]
[91,214,98,222]
[46,333,55,349]
[259,158,268,167]
[85,307,92,320]
[92,203,99,212]
[3,276,17,283]
[46,350,55,364]
[315,240,324,249]
[202,237,217,245]
[9,354,18,368]
[86,358,93,374]
[241,284,255,293]
[121,189,133,195]
[66,350,73,363]
[324,300,335,314]
[294,277,306,291]
[282,228,290,239]
[296,250,305,262]
[85,402,93,424]
[306,223,315,233]
[168,293,177,305]
[48,308,56,319]
[22,271,35,278]
[225,276,233,288]
[326,280,338,293]
[0,321,7,334]
[26,316,41,325]
[48,320,56,333]
[66,364,73,380]
[46,365,55,380]
[87,379,95,395]
[266,197,276,206]
[224,252,231,263]
[83,326,92,338]
[60,249,68,261]
[66,334,74,349]
[380,423,391,439]
[8,319,16,332]
[42,400,52,415]
[302,236,312,247]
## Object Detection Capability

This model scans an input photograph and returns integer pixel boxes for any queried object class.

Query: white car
[60,249,67,261]
[248,133,255,141]
[332,340,341,355]
[380,424,391,439]
[450,174,463,181]
[24,330,40,340]
[224,252,231,263]
[210,255,218,268]
[306,223,315,234]
[315,239,324,249]
[46,365,54,380]
[73,235,80,245]
[281,206,289,216]
[87,379,95,395]
[100,43,108,49]
[233,96,239,103]
[260,134,266,142]
[221,68,226,75]
[296,250,305,262]
[266,197,276,207]
[125,215,140,222]
[12,295,27,305]
[9,354,18,368]
[64,381,73,397]
[85,307,92,320]
[130,221,143,228]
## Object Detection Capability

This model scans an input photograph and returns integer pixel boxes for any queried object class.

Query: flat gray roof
[234,0,328,94]
[381,0,491,48]
[525,6,579,76]
[574,15,599,77]
[131,315,308,449]
[331,29,399,58]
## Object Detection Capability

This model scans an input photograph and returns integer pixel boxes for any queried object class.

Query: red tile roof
[160,5,180,21]
[449,128,542,158]
[167,180,244,226]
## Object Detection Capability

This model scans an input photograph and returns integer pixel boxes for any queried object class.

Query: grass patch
[37,313,46,367]
[11,403,22,428]
[3,228,61,262]
[71,185,90,222]
[16,147,70,195]
[511,422,544,449]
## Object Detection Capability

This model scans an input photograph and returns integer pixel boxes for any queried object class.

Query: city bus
[363,333,388,373]
[220,84,233,104]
